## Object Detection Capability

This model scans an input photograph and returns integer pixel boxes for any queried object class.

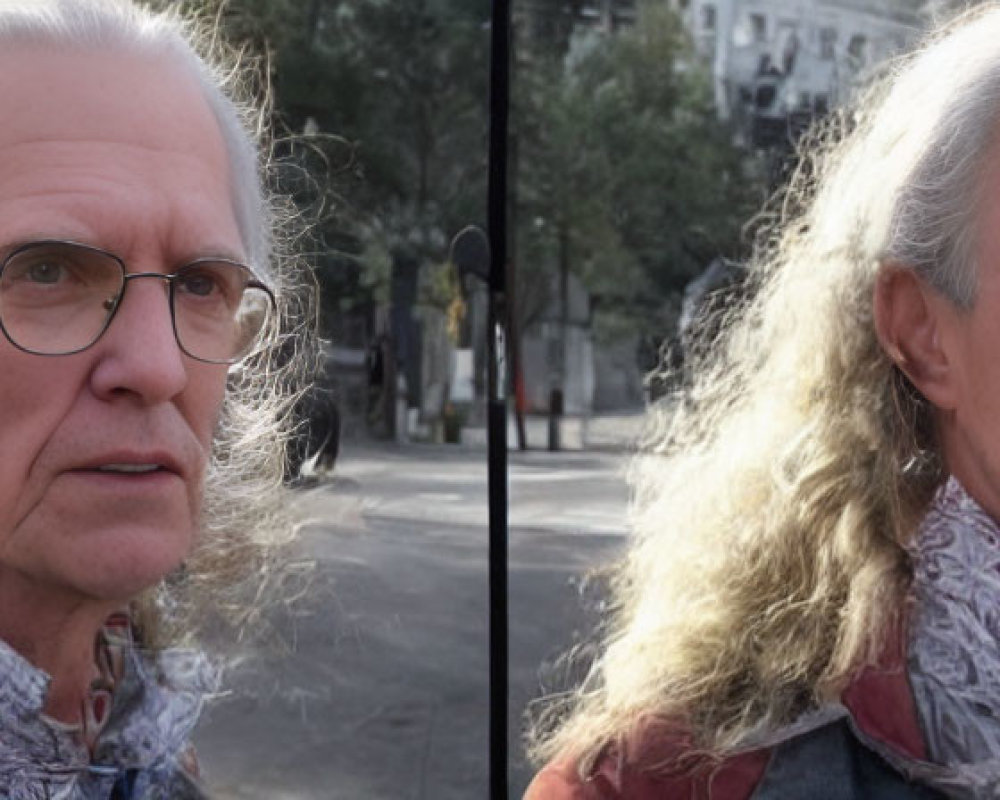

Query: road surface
[194,440,630,799]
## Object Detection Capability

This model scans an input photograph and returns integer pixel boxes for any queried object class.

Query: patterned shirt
[0,614,218,799]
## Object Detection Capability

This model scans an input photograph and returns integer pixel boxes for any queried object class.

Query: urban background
[153,0,953,797]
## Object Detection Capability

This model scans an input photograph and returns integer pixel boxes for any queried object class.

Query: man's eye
[24,261,65,284]
[178,272,218,297]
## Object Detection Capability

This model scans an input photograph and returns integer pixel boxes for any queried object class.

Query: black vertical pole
[488,0,510,798]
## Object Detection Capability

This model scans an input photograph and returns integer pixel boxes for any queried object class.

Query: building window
[754,82,776,110]
[776,21,799,73]
[702,4,716,32]
[750,13,767,43]
[847,33,867,60]
[820,27,837,60]
[814,93,829,114]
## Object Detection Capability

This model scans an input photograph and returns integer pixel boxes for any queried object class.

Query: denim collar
[738,477,1000,799]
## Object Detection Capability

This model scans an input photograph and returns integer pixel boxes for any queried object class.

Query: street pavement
[193,432,633,799]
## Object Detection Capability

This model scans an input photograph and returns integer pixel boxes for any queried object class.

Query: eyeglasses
[0,240,276,364]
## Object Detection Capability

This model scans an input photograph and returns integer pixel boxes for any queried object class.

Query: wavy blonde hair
[530,4,1000,773]
[0,0,316,647]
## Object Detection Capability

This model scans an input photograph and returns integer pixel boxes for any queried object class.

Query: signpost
[451,2,510,792]
[487,3,510,795]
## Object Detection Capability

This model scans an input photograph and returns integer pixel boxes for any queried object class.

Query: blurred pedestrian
[526,6,1000,798]
[0,1,305,797]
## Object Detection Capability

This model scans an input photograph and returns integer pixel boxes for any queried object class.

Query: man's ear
[873,264,957,410]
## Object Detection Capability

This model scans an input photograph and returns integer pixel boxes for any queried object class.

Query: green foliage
[157,0,489,337]
[151,0,762,348]
[515,0,766,342]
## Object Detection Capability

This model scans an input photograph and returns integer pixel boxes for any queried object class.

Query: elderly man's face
[928,165,1000,520]
[0,48,241,603]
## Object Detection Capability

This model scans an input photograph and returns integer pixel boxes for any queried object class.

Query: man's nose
[88,276,188,404]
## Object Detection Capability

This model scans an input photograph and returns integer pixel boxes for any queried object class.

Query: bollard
[548,387,563,452]
[395,374,409,443]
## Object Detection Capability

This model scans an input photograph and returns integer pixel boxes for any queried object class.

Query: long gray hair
[530,3,1000,772]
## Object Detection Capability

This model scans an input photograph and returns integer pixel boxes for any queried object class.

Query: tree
[279,0,490,337]
[514,1,766,346]
[155,0,491,337]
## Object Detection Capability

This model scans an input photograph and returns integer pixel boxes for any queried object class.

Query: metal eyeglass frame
[0,239,277,365]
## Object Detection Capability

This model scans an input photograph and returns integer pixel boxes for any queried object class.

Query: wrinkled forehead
[0,43,248,266]
[0,44,228,164]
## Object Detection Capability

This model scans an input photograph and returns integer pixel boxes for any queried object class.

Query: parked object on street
[286,350,342,483]
[286,385,341,483]
[527,7,1000,798]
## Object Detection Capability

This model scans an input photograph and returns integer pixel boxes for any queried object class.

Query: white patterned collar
[0,620,219,798]
[733,477,1000,798]
[908,475,1000,795]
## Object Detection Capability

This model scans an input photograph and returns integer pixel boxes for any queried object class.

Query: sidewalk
[460,409,646,452]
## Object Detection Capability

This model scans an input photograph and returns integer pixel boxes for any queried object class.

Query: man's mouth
[71,451,185,478]
[94,464,164,474]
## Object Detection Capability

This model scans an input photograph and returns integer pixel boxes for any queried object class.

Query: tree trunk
[305,0,323,49]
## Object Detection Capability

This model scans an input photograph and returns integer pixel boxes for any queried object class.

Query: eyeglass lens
[0,242,272,362]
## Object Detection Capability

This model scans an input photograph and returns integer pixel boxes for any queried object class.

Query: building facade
[564,0,929,145]
[673,0,924,144]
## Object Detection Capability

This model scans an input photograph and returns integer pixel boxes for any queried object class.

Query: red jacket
[524,627,930,799]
